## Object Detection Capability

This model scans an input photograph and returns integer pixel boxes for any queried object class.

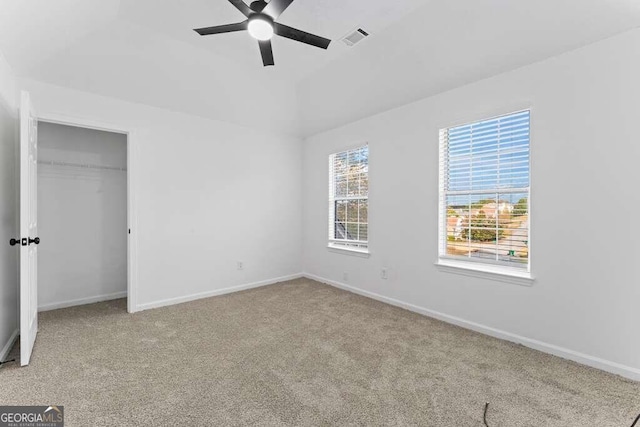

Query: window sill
[435,259,534,286]
[327,245,370,258]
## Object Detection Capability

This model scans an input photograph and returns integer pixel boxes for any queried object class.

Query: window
[329,145,369,252]
[439,110,530,273]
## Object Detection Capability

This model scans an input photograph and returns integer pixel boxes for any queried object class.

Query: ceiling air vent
[342,28,369,46]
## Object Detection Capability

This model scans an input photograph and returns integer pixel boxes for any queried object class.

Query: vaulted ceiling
[1,0,639,136]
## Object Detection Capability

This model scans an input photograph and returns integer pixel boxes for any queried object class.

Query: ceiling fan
[194,0,331,67]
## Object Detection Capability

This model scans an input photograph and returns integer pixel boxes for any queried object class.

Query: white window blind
[439,110,530,270]
[329,145,369,251]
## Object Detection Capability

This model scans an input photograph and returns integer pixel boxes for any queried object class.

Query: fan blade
[274,23,331,49]
[259,40,275,66]
[194,21,248,36]
[262,0,295,19]
[228,0,252,17]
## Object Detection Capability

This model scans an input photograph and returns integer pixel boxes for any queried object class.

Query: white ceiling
[0,0,121,73]
[296,0,640,135]
[1,0,639,136]
[118,0,425,80]
[0,0,425,82]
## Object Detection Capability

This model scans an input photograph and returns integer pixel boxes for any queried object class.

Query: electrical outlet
[343,272,349,282]
[237,261,244,271]
[381,268,388,280]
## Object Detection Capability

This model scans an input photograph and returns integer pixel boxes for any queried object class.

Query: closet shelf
[38,160,127,171]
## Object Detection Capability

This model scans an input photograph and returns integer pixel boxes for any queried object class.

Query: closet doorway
[37,120,131,312]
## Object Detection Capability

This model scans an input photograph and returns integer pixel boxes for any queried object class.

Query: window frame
[328,144,370,255]
[436,109,533,283]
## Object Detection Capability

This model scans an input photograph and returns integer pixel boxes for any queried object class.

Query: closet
[37,121,127,311]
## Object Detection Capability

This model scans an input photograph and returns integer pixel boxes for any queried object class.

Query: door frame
[36,113,138,314]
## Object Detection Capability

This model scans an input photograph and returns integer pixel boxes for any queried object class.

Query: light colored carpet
[1,278,638,426]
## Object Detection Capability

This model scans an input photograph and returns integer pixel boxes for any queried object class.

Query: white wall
[37,122,127,310]
[21,79,303,311]
[0,51,18,359]
[302,29,640,380]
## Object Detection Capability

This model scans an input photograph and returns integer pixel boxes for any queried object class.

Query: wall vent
[342,28,369,46]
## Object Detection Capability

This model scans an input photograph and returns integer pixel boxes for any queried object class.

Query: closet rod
[38,160,127,172]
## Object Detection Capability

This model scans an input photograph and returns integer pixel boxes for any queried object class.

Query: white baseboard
[136,273,304,312]
[38,291,128,312]
[303,273,640,382]
[0,329,19,362]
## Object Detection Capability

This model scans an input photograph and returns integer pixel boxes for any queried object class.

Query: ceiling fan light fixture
[194,0,331,66]
[248,16,274,41]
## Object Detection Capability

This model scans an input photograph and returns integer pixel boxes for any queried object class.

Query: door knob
[9,238,20,246]
[28,237,40,245]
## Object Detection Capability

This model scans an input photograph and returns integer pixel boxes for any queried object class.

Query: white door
[19,91,39,366]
